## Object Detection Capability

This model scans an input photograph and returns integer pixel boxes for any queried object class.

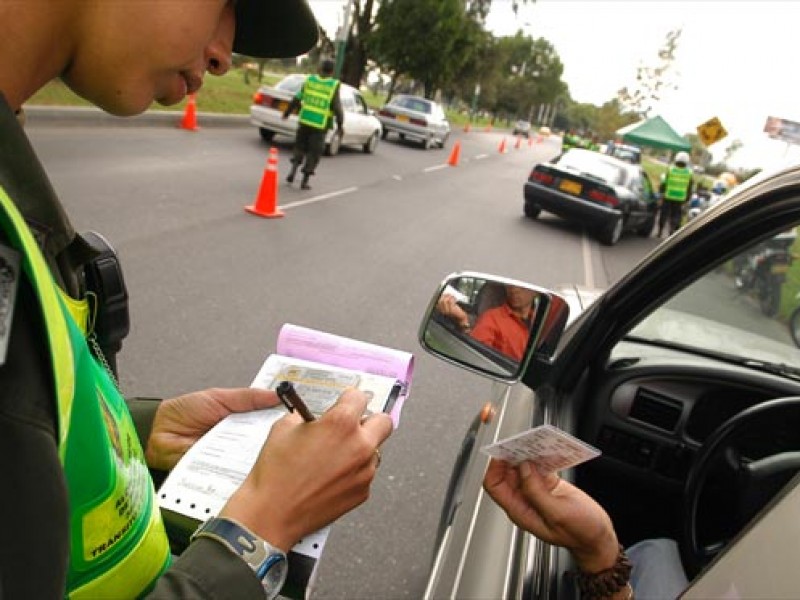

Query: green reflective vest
[664,165,693,202]
[0,187,171,598]
[298,75,339,130]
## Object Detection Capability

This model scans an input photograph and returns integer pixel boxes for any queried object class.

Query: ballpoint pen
[276,381,317,422]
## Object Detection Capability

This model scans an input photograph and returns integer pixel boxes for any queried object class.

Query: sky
[307,0,800,171]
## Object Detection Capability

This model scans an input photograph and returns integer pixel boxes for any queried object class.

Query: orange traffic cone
[498,137,506,154]
[528,136,533,147]
[514,136,522,149]
[179,93,199,131]
[464,122,471,133]
[484,123,493,132]
[245,147,284,218]
[448,141,461,166]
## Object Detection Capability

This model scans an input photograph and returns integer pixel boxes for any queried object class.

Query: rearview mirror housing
[418,272,570,382]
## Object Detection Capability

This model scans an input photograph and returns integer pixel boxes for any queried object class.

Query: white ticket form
[481,425,601,473]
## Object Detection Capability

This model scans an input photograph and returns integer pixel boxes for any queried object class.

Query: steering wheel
[680,396,800,579]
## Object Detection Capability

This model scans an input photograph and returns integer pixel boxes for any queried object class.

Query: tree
[340,0,379,88]
[369,0,475,99]
[459,31,565,123]
[723,139,744,164]
[617,28,682,118]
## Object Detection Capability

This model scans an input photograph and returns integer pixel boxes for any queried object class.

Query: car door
[338,85,356,145]
[352,90,375,142]
[422,165,800,599]
[628,169,656,220]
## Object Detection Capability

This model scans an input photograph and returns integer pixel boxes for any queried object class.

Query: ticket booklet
[157,323,414,598]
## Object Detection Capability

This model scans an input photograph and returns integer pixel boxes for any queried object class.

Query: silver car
[250,74,382,156]
[377,94,450,149]
[419,165,800,598]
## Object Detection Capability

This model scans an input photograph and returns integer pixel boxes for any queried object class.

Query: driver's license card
[270,364,360,417]
[481,425,600,473]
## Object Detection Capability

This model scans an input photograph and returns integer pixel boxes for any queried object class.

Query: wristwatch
[191,517,288,599]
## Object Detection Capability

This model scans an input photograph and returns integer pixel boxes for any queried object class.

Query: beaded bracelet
[574,544,633,600]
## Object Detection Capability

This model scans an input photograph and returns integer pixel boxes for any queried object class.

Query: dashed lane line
[279,186,359,210]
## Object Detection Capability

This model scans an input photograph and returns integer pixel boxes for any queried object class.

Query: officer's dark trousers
[291,124,327,176]
[658,200,685,236]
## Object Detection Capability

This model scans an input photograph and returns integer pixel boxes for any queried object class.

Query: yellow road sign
[697,116,728,146]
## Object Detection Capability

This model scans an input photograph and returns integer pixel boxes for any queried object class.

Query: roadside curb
[23,105,250,128]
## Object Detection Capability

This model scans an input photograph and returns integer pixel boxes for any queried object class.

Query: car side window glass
[354,93,368,115]
[340,87,356,112]
[624,222,800,371]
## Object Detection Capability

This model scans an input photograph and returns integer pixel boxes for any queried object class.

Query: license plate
[771,263,789,274]
[559,180,582,195]
[397,115,409,122]
[276,100,289,112]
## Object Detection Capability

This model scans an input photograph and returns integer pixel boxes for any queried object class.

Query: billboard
[764,116,800,145]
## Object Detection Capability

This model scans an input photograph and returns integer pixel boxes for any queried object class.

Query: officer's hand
[145,388,280,471]
[221,388,393,552]
[484,459,619,574]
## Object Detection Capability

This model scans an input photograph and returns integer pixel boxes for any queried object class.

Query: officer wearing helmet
[283,57,345,190]
[658,151,695,237]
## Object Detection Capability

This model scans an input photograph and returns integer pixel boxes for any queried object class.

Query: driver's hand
[436,294,471,331]
[484,459,620,574]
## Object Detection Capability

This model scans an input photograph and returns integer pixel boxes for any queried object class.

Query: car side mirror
[418,272,570,382]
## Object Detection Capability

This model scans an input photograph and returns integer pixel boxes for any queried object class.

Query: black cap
[320,57,336,75]
[234,0,320,59]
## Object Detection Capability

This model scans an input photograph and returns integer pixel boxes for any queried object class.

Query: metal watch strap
[192,517,288,598]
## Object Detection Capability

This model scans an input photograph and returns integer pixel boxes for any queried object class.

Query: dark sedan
[523,148,658,245]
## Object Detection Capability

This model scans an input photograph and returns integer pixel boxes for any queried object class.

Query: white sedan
[250,74,382,156]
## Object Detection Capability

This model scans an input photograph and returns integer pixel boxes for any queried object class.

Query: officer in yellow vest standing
[0,2,392,598]
[282,58,344,190]
[657,151,695,237]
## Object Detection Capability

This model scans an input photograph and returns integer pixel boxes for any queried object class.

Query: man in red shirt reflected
[470,286,535,361]
[437,285,536,361]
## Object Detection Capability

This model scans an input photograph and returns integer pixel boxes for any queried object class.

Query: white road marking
[423,164,449,173]
[582,232,595,289]
[474,154,489,160]
[279,186,359,210]
[392,175,403,181]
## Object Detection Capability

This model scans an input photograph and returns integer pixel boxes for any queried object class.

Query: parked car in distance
[523,148,657,245]
[513,119,531,137]
[606,142,642,164]
[419,165,800,599]
[250,74,382,156]
[376,94,450,150]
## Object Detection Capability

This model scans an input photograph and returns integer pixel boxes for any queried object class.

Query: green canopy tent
[616,115,691,152]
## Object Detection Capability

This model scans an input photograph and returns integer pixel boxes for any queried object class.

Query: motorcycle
[686,190,711,222]
[734,229,797,317]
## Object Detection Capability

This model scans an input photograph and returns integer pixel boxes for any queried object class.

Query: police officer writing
[657,151,694,238]
[282,57,344,190]
[0,2,392,599]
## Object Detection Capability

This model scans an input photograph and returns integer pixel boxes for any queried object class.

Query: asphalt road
[25,114,661,599]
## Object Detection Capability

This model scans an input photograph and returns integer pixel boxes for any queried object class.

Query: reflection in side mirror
[418,272,570,382]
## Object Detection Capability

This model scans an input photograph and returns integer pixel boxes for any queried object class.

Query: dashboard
[574,342,800,544]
